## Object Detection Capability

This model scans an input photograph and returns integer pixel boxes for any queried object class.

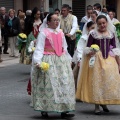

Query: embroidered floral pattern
[90,30,114,40]
[31,54,75,112]
[92,52,120,102]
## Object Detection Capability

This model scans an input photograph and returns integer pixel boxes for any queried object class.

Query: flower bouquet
[39,62,50,72]
[75,30,82,47]
[17,33,27,50]
[31,47,35,52]
[89,44,100,67]
[28,41,36,53]
[114,22,120,40]
[90,44,100,52]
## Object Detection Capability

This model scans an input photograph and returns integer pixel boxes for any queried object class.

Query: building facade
[0,0,119,20]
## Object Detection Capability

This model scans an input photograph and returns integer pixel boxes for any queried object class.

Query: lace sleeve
[84,47,91,55]
[112,48,120,56]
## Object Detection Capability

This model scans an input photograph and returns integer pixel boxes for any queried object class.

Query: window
[49,0,59,12]
[49,0,52,6]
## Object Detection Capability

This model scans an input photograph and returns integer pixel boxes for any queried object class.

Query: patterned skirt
[19,46,32,65]
[31,54,75,112]
[76,51,120,105]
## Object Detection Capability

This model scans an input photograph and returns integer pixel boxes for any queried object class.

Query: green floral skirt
[31,54,75,112]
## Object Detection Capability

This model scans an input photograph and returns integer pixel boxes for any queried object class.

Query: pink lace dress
[31,28,75,113]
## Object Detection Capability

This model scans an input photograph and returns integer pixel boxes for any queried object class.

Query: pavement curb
[0,54,19,68]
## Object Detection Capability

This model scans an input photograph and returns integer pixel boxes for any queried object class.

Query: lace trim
[112,48,120,56]
[84,47,91,55]
[90,30,114,40]
[92,52,120,102]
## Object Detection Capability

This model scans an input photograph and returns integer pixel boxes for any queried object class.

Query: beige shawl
[60,13,76,40]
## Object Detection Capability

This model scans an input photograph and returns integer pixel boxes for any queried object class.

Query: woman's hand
[65,33,71,37]
[71,62,75,69]
[89,51,96,56]
[78,62,80,67]
[35,63,40,69]
[34,40,37,45]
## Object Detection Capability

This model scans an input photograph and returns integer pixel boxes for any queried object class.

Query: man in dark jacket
[0,7,9,54]
[24,10,32,35]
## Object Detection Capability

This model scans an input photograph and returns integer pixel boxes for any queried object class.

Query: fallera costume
[76,30,120,105]
[25,20,41,65]
[31,28,75,112]
[26,20,42,95]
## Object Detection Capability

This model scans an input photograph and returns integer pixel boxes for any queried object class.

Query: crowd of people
[1,2,120,118]
[0,7,43,63]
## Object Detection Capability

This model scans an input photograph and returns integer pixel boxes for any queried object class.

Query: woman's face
[35,11,40,19]
[9,11,14,18]
[48,15,59,29]
[91,14,97,23]
[88,24,95,32]
[87,10,93,18]
[18,11,22,15]
[55,11,60,16]
[108,12,114,20]
[97,18,107,32]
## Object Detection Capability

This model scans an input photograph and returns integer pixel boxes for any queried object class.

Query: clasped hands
[65,33,71,37]
[89,51,96,56]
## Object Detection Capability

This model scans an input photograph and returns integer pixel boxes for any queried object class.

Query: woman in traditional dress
[108,11,119,24]
[91,10,98,23]
[31,13,75,118]
[25,7,42,65]
[76,15,120,115]
[108,10,120,49]
[26,7,42,95]
[18,12,26,64]
[72,21,95,90]
[77,21,95,62]
[18,12,25,33]
[81,10,98,38]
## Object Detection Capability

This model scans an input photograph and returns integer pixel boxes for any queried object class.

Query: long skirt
[19,46,32,65]
[31,54,75,112]
[76,51,120,105]
[27,78,31,95]
[73,64,79,91]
